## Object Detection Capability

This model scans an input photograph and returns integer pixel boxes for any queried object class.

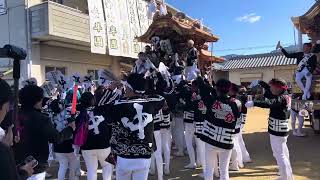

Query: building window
[45,66,67,75]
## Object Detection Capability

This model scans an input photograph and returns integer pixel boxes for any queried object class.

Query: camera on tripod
[0,44,27,60]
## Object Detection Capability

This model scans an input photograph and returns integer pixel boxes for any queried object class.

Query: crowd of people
[0,40,304,180]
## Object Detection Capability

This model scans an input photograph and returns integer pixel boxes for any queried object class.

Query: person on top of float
[131,52,156,75]
[184,40,200,81]
[278,41,320,100]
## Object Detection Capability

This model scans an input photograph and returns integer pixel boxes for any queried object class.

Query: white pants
[27,172,46,180]
[205,143,232,180]
[231,134,243,167]
[82,148,113,180]
[172,116,185,153]
[116,157,151,180]
[270,135,294,180]
[55,152,79,180]
[291,110,304,132]
[184,122,196,165]
[195,137,205,168]
[184,64,199,81]
[150,129,171,179]
[295,68,312,99]
[238,130,251,162]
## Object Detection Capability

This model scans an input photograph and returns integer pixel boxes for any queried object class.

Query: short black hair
[216,79,232,94]
[269,78,287,87]
[19,85,44,108]
[80,92,95,109]
[138,52,145,56]
[49,99,63,114]
[0,79,12,110]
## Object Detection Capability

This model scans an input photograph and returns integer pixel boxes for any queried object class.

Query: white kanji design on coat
[88,114,105,135]
[121,103,153,139]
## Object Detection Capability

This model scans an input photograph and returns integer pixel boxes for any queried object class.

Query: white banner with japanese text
[88,0,106,54]
[104,0,121,56]
[127,0,142,58]
[118,0,132,57]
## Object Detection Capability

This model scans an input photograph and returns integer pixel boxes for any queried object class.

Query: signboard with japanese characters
[102,0,150,58]
[88,0,106,54]
[117,0,132,57]
[127,0,142,58]
[104,0,121,56]
[136,0,151,52]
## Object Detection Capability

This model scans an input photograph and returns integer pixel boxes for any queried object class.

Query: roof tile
[221,52,297,70]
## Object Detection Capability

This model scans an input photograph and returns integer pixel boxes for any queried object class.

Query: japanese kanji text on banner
[88,0,106,54]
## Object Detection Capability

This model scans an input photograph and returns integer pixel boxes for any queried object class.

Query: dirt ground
[47,108,320,180]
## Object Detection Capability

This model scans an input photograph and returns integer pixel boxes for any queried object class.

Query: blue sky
[166,0,315,56]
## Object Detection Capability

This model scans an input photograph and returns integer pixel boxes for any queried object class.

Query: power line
[213,43,292,52]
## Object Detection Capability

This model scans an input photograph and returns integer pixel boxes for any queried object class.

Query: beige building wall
[228,68,274,85]
[274,66,296,83]
[32,44,120,83]
[212,70,229,83]
[227,65,296,85]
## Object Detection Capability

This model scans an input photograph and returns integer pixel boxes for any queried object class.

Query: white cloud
[236,13,261,23]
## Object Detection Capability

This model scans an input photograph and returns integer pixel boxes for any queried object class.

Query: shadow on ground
[46,108,320,180]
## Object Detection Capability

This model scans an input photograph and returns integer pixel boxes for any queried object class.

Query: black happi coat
[186,47,198,66]
[51,110,74,154]
[281,43,320,73]
[107,95,165,159]
[82,89,123,151]
[153,108,171,131]
[238,93,248,126]
[147,73,174,131]
[194,97,207,138]
[177,84,195,123]
[200,95,241,150]
[77,107,112,151]
[254,81,291,137]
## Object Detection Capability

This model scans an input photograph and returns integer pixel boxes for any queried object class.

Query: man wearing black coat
[7,85,75,180]
[0,79,33,180]
[279,41,320,100]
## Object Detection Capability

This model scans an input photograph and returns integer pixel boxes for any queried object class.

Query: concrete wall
[227,65,296,85]
[212,70,229,83]
[30,1,90,43]
[28,0,44,7]
[33,44,117,83]
[274,66,296,83]
[0,0,28,80]
[228,68,274,85]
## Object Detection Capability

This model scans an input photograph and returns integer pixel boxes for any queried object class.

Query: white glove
[249,80,260,88]
[245,101,254,108]
[316,40,320,44]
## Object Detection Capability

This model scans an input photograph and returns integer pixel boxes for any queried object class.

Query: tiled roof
[221,52,297,70]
